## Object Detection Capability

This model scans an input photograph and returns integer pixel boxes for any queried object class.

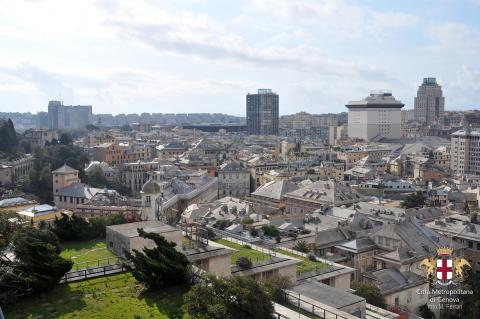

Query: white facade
[347,92,403,141]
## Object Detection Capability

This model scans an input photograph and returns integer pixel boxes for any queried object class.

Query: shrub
[249,228,259,237]
[262,225,280,237]
[242,244,251,249]
[236,257,252,269]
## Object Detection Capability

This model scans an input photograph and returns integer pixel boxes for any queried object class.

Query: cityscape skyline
[0,1,479,115]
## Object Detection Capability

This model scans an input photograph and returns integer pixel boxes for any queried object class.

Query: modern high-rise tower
[246,89,279,135]
[47,100,92,129]
[414,77,445,126]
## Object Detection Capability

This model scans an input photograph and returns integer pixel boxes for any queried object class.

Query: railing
[70,256,125,271]
[273,312,290,319]
[59,262,127,284]
[208,228,278,258]
[284,291,352,319]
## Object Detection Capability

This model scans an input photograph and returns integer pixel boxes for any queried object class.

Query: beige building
[52,164,80,194]
[23,129,58,148]
[106,221,183,257]
[414,77,445,126]
[217,161,250,199]
[451,128,480,176]
[347,92,404,141]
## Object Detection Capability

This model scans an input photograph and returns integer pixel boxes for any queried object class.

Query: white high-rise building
[450,128,480,175]
[346,91,404,141]
[414,77,445,126]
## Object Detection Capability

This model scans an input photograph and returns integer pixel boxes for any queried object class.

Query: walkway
[274,303,312,319]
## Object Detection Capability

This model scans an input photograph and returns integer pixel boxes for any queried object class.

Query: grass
[215,239,271,264]
[4,273,190,319]
[60,239,117,269]
[275,248,328,274]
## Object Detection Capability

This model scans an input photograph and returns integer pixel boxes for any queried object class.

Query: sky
[0,0,479,116]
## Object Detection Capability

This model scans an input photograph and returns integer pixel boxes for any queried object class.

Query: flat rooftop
[107,221,179,238]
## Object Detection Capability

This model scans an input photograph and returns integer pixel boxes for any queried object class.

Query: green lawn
[275,248,328,274]
[215,239,271,264]
[5,273,190,319]
[60,239,117,269]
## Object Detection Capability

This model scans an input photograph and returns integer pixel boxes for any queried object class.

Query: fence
[284,291,352,319]
[70,256,125,271]
[59,262,127,284]
[209,227,278,258]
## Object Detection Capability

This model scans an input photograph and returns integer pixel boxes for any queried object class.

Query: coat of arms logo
[420,247,471,285]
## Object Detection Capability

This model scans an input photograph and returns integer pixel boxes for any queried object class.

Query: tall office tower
[246,89,279,135]
[37,111,49,129]
[48,100,65,129]
[450,128,480,175]
[69,105,93,129]
[414,77,445,126]
[47,101,93,129]
[346,91,404,141]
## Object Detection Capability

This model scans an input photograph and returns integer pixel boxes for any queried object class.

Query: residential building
[47,100,92,129]
[450,128,480,175]
[52,164,80,194]
[414,77,445,126]
[284,180,362,215]
[347,91,404,141]
[426,214,480,273]
[23,129,58,148]
[246,89,279,135]
[217,161,250,199]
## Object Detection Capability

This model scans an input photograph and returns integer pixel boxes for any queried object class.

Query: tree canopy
[51,213,126,241]
[0,119,18,154]
[400,191,426,209]
[0,227,72,302]
[351,281,386,308]
[124,229,190,289]
[183,275,275,319]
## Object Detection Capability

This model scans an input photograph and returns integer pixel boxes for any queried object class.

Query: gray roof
[346,92,404,108]
[56,183,101,199]
[284,180,362,205]
[52,164,78,174]
[337,237,377,253]
[315,229,349,248]
[0,197,34,208]
[107,221,179,238]
[292,281,365,310]
[218,161,247,172]
[363,268,425,295]
[252,180,299,201]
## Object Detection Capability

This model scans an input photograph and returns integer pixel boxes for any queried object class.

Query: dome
[142,179,161,194]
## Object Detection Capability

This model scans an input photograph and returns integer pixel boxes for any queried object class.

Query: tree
[418,304,435,319]
[124,229,190,289]
[351,281,386,308]
[262,225,280,237]
[0,227,72,300]
[51,213,126,241]
[184,275,275,319]
[0,211,23,249]
[449,271,480,319]
[59,133,73,145]
[0,119,18,154]
[400,191,426,209]
[264,275,291,303]
[236,256,252,269]
[293,240,310,253]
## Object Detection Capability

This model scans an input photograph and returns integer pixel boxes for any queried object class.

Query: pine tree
[124,229,190,289]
